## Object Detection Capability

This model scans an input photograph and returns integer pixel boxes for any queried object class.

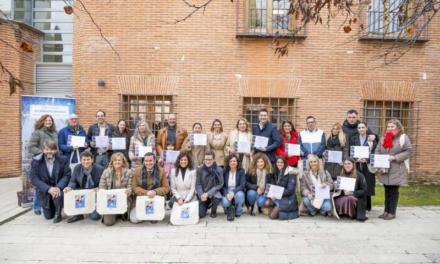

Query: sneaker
[383,214,395,220]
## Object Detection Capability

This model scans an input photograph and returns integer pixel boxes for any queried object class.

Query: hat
[69,113,78,119]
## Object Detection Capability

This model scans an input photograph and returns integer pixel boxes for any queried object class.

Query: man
[299,116,326,159]
[29,140,71,223]
[87,110,114,167]
[342,109,378,150]
[130,152,170,223]
[63,150,104,223]
[58,113,88,165]
[252,109,281,163]
[156,114,188,155]
[196,150,224,218]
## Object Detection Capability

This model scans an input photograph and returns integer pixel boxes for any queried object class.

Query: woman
[207,119,228,168]
[375,119,412,220]
[221,154,246,221]
[28,114,58,215]
[225,118,253,172]
[300,154,333,216]
[112,119,131,167]
[333,159,368,221]
[169,152,197,207]
[99,152,133,226]
[245,153,272,216]
[264,156,299,220]
[182,123,209,167]
[349,121,377,211]
[275,120,300,167]
[129,120,156,167]
[324,123,347,180]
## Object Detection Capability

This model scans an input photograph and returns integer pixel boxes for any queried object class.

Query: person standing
[207,119,228,168]
[156,114,188,155]
[128,120,156,167]
[252,109,281,163]
[111,119,131,167]
[324,123,347,180]
[58,114,88,166]
[298,116,326,159]
[225,118,253,172]
[182,123,209,167]
[87,110,114,168]
[275,120,300,167]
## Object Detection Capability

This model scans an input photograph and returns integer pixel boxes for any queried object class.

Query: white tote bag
[135,196,166,221]
[64,189,96,216]
[170,201,199,226]
[96,189,127,215]
[69,149,81,171]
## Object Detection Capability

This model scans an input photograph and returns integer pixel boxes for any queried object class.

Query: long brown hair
[248,152,272,175]
[108,152,128,170]
[340,158,357,178]
[34,114,56,132]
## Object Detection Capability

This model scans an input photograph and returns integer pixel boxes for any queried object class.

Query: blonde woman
[375,119,412,220]
[324,123,347,180]
[300,154,333,216]
[245,153,273,215]
[99,152,133,226]
[207,119,228,167]
[129,120,156,167]
[225,118,253,172]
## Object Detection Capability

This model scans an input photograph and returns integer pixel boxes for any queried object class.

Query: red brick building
[1,1,439,182]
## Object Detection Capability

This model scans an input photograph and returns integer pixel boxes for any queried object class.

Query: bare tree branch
[175,0,216,23]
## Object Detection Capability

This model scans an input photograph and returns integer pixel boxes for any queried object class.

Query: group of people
[27,108,412,225]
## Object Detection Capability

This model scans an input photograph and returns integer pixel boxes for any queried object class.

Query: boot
[249,205,255,216]
[227,206,235,221]
[210,205,217,218]
[269,206,280,220]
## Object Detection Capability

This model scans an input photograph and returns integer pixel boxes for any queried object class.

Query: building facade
[1,0,439,182]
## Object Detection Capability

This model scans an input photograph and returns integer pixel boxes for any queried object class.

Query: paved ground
[0,177,29,224]
[0,177,439,264]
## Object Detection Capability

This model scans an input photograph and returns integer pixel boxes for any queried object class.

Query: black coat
[30,154,71,210]
[349,134,378,196]
[336,171,368,221]
[68,163,104,189]
[111,130,131,163]
[342,120,376,143]
[222,168,246,196]
[252,122,281,163]
[87,123,115,156]
[196,164,224,199]
[324,135,347,180]
[267,169,298,214]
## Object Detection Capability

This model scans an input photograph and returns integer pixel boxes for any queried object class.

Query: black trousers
[42,193,63,220]
[198,197,221,218]
[366,195,372,211]
[384,185,400,215]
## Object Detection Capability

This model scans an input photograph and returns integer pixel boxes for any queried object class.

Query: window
[247,0,294,34]
[242,97,297,128]
[119,95,174,136]
[368,0,412,35]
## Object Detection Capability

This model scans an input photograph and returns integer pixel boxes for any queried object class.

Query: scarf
[83,167,95,189]
[256,169,267,189]
[383,129,399,149]
[141,165,159,190]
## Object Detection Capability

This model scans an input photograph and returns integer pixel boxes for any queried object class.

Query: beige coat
[375,134,412,186]
[207,132,228,166]
[224,129,253,172]
[129,133,156,166]
[99,167,133,209]
[169,168,197,203]
[182,134,209,167]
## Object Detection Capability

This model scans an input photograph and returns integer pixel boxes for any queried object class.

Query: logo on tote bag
[107,194,117,208]
[145,200,155,214]
[75,194,85,209]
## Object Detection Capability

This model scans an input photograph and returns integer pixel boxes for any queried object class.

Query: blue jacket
[30,154,71,209]
[299,128,326,158]
[252,122,281,162]
[58,125,87,164]
[68,163,104,190]
[222,168,246,196]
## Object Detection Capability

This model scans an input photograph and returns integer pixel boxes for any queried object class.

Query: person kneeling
[30,140,71,223]
[63,150,104,223]
[196,150,224,218]
[130,152,170,223]
[222,154,246,221]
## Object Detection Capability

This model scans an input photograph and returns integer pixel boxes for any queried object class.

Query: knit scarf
[383,129,399,149]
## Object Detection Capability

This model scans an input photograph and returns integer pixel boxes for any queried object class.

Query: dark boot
[227,206,235,221]
[249,205,255,216]
[269,206,280,220]
[210,205,218,218]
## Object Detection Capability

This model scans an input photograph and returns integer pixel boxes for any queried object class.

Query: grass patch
[372,184,440,206]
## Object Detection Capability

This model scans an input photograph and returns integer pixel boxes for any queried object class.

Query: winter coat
[222,168,246,196]
[299,128,326,158]
[28,127,58,156]
[111,130,131,165]
[68,163,104,190]
[207,132,228,166]
[170,168,197,203]
[224,129,253,172]
[87,123,115,156]
[58,125,87,164]
[324,135,347,180]
[128,133,156,166]
[156,126,188,155]
[182,134,209,167]
[196,163,224,199]
[275,130,300,167]
[252,122,282,163]
[132,165,170,197]
[267,167,299,214]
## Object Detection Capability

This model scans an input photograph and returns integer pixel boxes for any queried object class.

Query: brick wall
[0,20,42,178]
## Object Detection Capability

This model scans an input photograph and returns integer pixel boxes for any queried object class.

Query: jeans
[222,191,245,216]
[246,190,268,208]
[33,189,41,212]
[89,210,101,221]
[302,197,332,216]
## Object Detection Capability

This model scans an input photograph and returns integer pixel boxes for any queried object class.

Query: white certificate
[266,184,284,200]
[237,141,251,154]
[353,146,370,159]
[164,150,180,163]
[136,145,153,157]
[327,150,343,164]
[110,137,126,150]
[95,136,109,148]
[336,176,356,191]
[135,196,165,221]
[96,189,127,215]
[192,134,207,146]
[254,136,269,149]
[314,185,330,199]
[372,154,390,168]
[64,189,95,216]
[69,136,86,148]
[286,143,301,157]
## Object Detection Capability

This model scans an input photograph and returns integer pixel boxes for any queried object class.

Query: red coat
[275,130,300,167]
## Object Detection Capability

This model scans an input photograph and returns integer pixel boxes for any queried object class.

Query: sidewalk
[0,176,439,263]
[0,177,29,224]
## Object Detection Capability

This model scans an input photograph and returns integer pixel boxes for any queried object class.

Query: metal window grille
[272,0,290,30]
[242,97,298,129]
[119,95,174,136]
